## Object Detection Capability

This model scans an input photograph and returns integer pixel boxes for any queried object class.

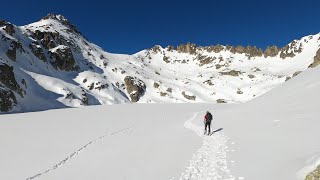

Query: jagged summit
[41,13,68,22]
[33,13,83,35]
[148,33,315,59]
[41,13,69,22]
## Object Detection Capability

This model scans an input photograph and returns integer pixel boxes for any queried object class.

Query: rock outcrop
[216,99,227,103]
[0,64,23,97]
[264,45,280,57]
[29,42,47,62]
[182,91,196,101]
[0,64,23,112]
[309,48,320,68]
[124,76,146,102]
[0,20,15,36]
[0,87,17,112]
[177,43,197,54]
[220,70,242,76]
[305,165,320,180]
[42,13,82,35]
[49,45,79,71]
[33,30,60,49]
[6,41,23,61]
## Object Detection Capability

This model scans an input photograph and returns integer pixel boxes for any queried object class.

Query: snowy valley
[1,14,320,113]
[0,14,320,180]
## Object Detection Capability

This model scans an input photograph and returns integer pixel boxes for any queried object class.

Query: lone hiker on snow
[204,111,213,135]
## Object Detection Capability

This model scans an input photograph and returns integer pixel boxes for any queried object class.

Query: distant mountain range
[0,13,319,113]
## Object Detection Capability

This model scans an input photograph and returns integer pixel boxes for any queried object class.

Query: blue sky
[1,0,320,54]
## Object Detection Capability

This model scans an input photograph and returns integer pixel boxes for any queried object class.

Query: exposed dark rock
[153,82,160,88]
[160,92,168,97]
[88,83,94,90]
[49,46,79,71]
[203,80,214,86]
[285,76,291,81]
[237,90,243,94]
[166,45,175,51]
[254,67,261,72]
[215,64,222,69]
[0,64,23,97]
[163,56,170,63]
[230,45,263,58]
[42,14,83,36]
[0,20,15,36]
[177,43,197,54]
[279,40,302,59]
[33,30,60,49]
[205,44,224,53]
[29,42,47,62]
[216,99,227,103]
[100,54,106,59]
[6,41,22,61]
[182,91,196,101]
[305,165,320,180]
[198,55,214,66]
[309,48,320,68]
[280,45,296,59]
[0,20,6,26]
[81,93,89,105]
[124,76,146,102]
[245,46,263,58]
[95,84,109,91]
[150,45,162,53]
[0,87,17,112]
[292,71,302,77]
[220,70,242,76]
[248,74,255,79]
[264,46,280,57]
[6,48,16,61]
[166,88,172,93]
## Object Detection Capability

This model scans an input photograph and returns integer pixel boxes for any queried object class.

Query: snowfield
[1,66,320,180]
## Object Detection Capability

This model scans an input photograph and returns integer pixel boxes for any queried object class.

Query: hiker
[204,111,213,135]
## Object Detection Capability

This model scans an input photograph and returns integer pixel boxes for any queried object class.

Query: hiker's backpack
[206,113,212,122]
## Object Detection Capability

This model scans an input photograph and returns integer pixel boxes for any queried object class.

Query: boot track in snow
[25,124,141,180]
[177,112,235,180]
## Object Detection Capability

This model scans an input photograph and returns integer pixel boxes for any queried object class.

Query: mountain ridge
[1,13,320,113]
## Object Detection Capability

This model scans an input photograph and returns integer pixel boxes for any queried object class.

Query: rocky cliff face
[305,165,320,180]
[0,14,320,113]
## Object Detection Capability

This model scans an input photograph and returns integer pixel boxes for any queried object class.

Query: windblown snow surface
[1,66,320,180]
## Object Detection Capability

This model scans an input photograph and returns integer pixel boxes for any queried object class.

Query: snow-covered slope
[1,65,320,180]
[186,66,320,180]
[1,14,320,113]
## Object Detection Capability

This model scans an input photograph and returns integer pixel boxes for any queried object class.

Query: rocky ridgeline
[41,13,83,36]
[150,39,305,65]
[1,14,320,113]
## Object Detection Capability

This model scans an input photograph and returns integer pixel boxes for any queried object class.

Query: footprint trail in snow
[178,112,235,180]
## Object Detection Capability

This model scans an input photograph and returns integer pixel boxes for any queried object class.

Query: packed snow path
[178,112,235,180]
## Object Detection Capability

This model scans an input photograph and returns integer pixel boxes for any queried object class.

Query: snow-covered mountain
[1,13,320,113]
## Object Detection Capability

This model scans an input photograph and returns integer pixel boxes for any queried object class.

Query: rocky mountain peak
[41,13,69,23]
[40,13,82,35]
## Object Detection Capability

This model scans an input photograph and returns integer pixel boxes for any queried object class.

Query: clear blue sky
[1,0,320,54]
